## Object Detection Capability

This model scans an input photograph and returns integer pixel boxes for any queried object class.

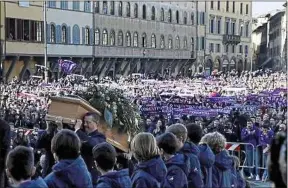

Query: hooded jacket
[179,142,203,188]
[18,177,48,188]
[198,143,215,188]
[212,150,234,188]
[96,169,131,188]
[162,154,189,188]
[44,156,93,188]
[131,156,167,188]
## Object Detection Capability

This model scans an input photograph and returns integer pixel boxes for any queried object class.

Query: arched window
[118,31,123,46]
[160,35,165,49]
[183,37,187,49]
[102,29,108,45]
[151,6,156,20]
[168,9,172,23]
[94,29,100,45]
[118,1,122,16]
[168,36,173,49]
[61,25,67,43]
[142,5,146,19]
[183,12,187,24]
[160,8,164,21]
[133,32,138,47]
[110,30,115,46]
[151,34,156,48]
[126,32,131,47]
[175,36,180,49]
[191,37,194,51]
[142,33,147,47]
[134,3,138,18]
[85,27,90,45]
[191,13,194,25]
[72,24,80,44]
[126,2,130,17]
[50,24,56,43]
[176,10,179,24]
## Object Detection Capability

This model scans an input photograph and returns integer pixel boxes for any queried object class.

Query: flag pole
[43,1,48,83]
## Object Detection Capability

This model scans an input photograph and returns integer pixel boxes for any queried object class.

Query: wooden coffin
[46,96,129,152]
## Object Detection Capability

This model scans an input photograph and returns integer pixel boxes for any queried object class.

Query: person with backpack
[131,133,167,188]
[157,132,189,188]
[166,123,203,188]
[92,142,131,188]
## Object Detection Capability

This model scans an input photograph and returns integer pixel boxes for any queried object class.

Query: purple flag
[58,59,77,74]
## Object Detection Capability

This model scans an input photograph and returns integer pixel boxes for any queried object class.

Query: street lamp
[241,14,253,72]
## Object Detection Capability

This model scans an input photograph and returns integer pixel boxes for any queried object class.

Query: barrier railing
[255,144,269,181]
[225,142,255,169]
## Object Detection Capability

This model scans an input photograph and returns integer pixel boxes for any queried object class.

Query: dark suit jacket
[0,119,11,188]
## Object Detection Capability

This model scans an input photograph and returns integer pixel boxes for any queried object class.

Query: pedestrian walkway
[248,180,273,188]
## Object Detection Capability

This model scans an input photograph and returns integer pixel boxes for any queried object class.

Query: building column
[82,58,94,76]
[5,56,19,82]
[19,56,33,80]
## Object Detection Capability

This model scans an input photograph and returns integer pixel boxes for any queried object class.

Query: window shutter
[90,28,94,45]
[67,26,71,44]
[56,25,61,43]
[82,27,85,44]
[46,24,51,43]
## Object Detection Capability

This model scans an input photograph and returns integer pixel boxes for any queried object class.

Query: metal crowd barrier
[255,144,269,181]
[225,142,255,169]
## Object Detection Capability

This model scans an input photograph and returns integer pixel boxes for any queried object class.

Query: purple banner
[58,59,77,74]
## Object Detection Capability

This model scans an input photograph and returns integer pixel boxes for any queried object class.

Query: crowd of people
[0,69,286,188]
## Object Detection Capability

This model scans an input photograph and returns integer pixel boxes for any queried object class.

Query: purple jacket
[259,130,274,149]
[198,144,215,188]
[212,150,234,188]
[241,126,260,150]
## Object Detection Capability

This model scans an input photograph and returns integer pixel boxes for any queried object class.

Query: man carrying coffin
[74,112,106,185]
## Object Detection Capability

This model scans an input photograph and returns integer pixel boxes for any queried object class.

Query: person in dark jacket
[157,132,189,188]
[186,123,215,188]
[75,112,106,184]
[131,133,167,188]
[44,129,93,188]
[201,132,235,188]
[6,146,48,188]
[0,119,11,188]
[36,121,58,177]
[166,123,203,188]
[92,142,132,188]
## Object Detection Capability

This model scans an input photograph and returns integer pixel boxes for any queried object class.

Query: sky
[252,1,286,17]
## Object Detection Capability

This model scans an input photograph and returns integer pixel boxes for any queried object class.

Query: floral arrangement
[79,84,141,135]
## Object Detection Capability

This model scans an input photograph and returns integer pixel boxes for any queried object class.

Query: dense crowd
[0,70,286,188]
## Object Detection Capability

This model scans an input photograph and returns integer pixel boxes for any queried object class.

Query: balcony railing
[222,34,241,45]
